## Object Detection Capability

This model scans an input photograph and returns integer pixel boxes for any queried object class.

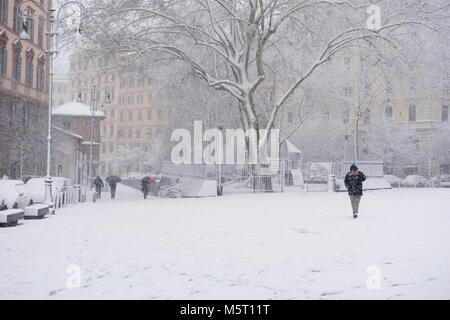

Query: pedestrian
[141,176,156,199]
[93,176,104,199]
[106,175,121,200]
[344,164,366,219]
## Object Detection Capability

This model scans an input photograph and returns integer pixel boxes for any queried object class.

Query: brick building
[51,101,105,183]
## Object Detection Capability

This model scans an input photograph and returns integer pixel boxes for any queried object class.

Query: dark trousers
[95,186,102,199]
[349,195,361,214]
[110,184,116,199]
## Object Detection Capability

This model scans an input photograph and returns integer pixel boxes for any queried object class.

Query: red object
[150,178,156,183]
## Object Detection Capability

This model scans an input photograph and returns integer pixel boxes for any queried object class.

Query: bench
[0,209,24,227]
[24,204,50,219]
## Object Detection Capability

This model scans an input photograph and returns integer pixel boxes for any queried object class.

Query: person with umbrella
[141,176,156,199]
[93,176,104,199]
[106,175,121,199]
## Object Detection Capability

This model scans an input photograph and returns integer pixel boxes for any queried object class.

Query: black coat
[93,177,104,188]
[344,171,366,196]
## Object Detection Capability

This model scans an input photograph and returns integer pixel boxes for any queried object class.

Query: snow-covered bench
[0,209,24,227]
[24,204,49,219]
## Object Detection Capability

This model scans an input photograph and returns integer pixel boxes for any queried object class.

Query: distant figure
[93,176,104,199]
[344,164,366,219]
[141,176,156,199]
[106,175,121,199]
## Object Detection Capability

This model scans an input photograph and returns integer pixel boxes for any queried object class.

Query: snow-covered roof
[286,140,301,153]
[52,101,106,118]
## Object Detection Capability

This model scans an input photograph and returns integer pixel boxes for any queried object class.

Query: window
[117,128,124,138]
[148,93,152,102]
[101,144,106,153]
[128,128,132,138]
[1,0,9,24]
[287,112,293,124]
[109,125,114,137]
[63,120,71,130]
[344,86,353,97]
[110,109,115,120]
[265,91,273,105]
[408,105,416,122]
[364,110,370,125]
[38,19,44,47]
[157,109,162,120]
[138,110,142,120]
[135,128,141,138]
[119,96,124,104]
[147,109,152,120]
[137,93,143,104]
[27,17,35,43]
[147,77,153,85]
[24,106,30,125]
[145,127,152,138]
[137,78,144,87]
[0,47,7,76]
[128,110,133,121]
[442,105,448,122]
[14,6,23,34]
[120,111,124,121]
[109,143,114,153]
[25,57,33,87]
[12,103,22,126]
[119,79,125,88]
[127,95,134,104]
[13,53,22,82]
[37,64,45,91]
[386,81,393,94]
[343,109,350,124]
[128,79,134,88]
[0,98,4,124]
[385,105,393,121]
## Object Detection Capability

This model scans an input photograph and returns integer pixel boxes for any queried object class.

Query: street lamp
[18,0,86,207]
[86,81,112,189]
[216,124,224,196]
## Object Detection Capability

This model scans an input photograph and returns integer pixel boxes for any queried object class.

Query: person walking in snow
[140,176,156,199]
[106,175,121,199]
[93,176,104,199]
[344,164,366,219]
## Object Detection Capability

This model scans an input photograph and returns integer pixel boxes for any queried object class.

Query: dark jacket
[344,170,366,196]
[93,177,104,189]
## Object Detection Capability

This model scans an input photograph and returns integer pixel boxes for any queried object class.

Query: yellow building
[0,0,50,178]
[283,45,449,178]
[68,53,172,176]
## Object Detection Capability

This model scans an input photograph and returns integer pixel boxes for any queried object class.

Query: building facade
[51,101,105,183]
[68,52,172,176]
[0,0,51,179]
[52,77,71,107]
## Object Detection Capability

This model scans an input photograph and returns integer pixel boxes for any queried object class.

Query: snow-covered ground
[0,184,449,300]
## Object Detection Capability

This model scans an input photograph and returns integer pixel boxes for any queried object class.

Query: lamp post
[85,81,112,189]
[18,0,85,206]
[216,124,224,196]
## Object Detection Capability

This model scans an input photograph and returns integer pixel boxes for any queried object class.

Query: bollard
[328,174,336,192]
